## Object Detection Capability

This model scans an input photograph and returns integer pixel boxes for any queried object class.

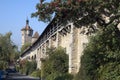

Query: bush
[45,72,73,80]
[19,60,37,75]
[42,47,70,80]
[30,69,41,78]
[74,24,120,80]
[21,42,31,53]
[54,73,73,80]
[98,62,120,80]
[15,65,20,72]
[0,61,8,70]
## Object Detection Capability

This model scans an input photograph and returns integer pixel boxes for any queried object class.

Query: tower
[32,31,39,43]
[21,19,33,46]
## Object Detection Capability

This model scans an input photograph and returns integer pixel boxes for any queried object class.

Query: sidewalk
[7,72,40,80]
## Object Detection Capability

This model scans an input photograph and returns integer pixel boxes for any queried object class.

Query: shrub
[30,69,41,78]
[54,73,73,80]
[42,47,70,80]
[74,24,120,80]
[19,60,37,75]
[0,61,8,70]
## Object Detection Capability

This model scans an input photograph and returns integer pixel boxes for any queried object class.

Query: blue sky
[0,0,50,49]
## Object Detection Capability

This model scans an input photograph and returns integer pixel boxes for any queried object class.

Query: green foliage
[0,32,19,70]
[0,61,8,70]
[20,60,37,75]
[45,72,73,80]
[98,62,120,80]
[32,0,120,80]
[21,42,31,53]
[15,64,20,72]
[42,47,70,80]
[75,23,120,80]
[25,60,37,75]
[54,73,73,80]
[32,0,120,29]
[30,69,41,78]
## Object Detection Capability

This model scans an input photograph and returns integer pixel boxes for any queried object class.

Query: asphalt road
[6,73,40,80]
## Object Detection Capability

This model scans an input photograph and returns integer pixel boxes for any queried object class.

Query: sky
[0,0,50,49]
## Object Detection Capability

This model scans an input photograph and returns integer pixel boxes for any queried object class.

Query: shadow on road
[6,73,40,80]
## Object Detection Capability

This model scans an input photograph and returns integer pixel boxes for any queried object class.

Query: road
[6,73,40,80]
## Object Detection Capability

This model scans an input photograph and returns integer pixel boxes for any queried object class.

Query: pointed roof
[21,19,33,31]
[33,32,39,38]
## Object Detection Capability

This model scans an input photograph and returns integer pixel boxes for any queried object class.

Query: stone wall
[20,22,90,74]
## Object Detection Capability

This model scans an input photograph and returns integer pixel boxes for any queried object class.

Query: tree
[21,42,31,53]
[24,60,37,75]
[75,23,120,80]
[19,60,37,75]
[32,0,120,29]
[0,32,19,69]
[32,0,120,79]
[41,47,72,80]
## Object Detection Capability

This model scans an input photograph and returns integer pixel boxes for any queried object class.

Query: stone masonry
[20,19,90,74]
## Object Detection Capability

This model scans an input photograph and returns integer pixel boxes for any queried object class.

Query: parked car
[0,70,8,80]
[5,68,16,73]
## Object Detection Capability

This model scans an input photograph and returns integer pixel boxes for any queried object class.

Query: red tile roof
[33,32,39,38]
[21,19,33,31]
[21,25,33,31]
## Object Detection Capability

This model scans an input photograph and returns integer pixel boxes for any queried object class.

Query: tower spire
[26,17,29,25]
